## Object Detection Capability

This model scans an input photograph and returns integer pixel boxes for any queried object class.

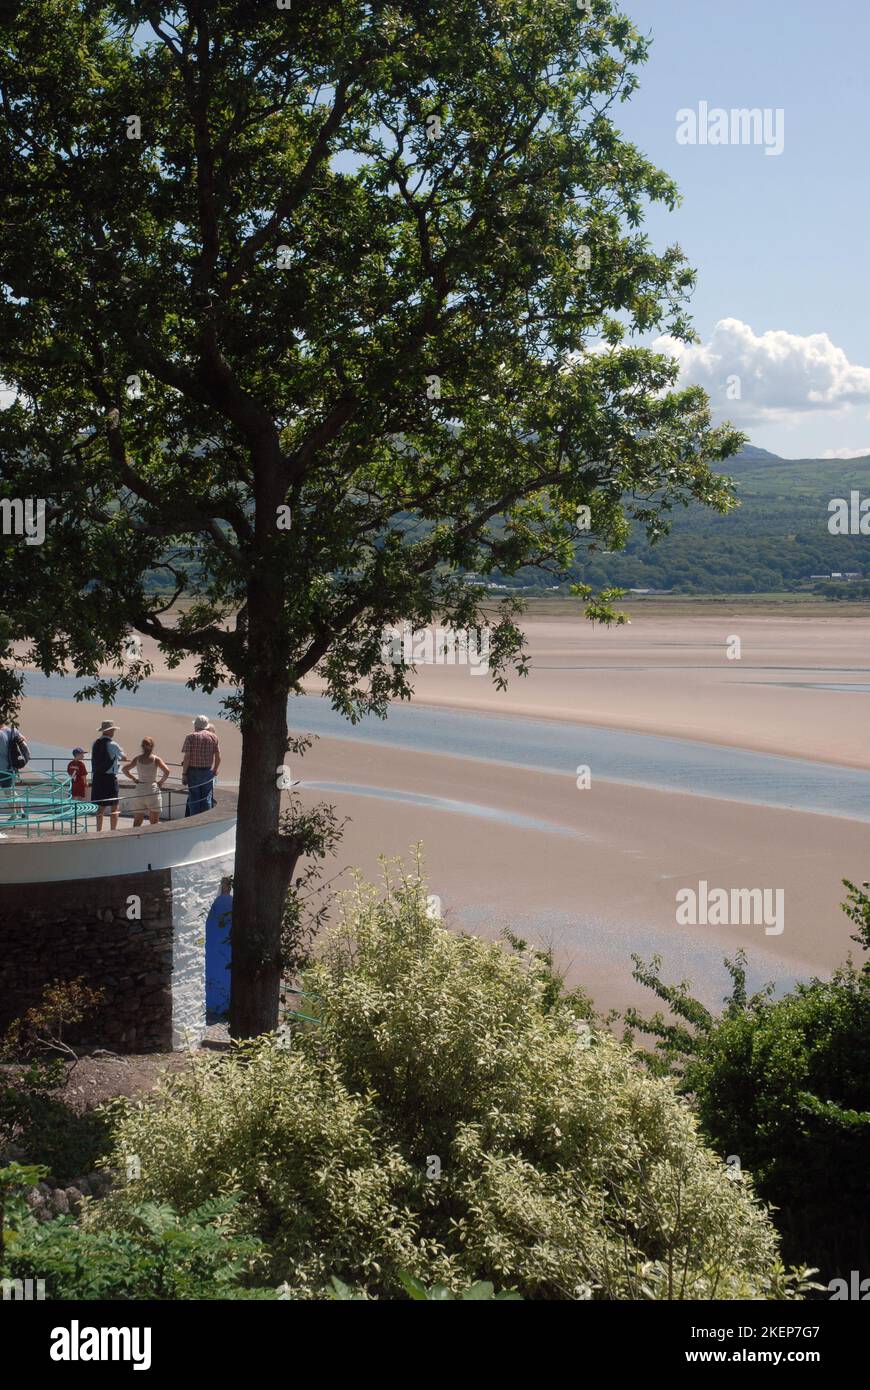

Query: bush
[5,1191,272,1300]
[688,970,870,1277]
[626,880,870,1278]
[92,863,805,1300]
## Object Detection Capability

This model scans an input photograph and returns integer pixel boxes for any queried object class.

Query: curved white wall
[0,816,236,884]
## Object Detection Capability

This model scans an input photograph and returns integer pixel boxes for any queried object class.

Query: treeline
[493,455,870,595]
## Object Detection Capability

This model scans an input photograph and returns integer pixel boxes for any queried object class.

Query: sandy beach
[20,600,870,765]
[15,601,870,1014]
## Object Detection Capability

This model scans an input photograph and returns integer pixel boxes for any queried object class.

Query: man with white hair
[181,715,220,816]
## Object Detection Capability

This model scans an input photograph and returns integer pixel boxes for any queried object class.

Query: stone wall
[0,869,175,1052]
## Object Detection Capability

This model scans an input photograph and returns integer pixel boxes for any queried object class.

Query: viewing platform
[0,762,237,1053]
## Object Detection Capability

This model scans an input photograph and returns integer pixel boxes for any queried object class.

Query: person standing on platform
[122,736,171,827]
[0,723,29,789]
[67,747,89,800]
[181,716,220,816]
[91,721,124,831]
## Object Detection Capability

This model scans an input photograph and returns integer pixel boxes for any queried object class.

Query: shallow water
[306,780,589,839]
[20,671,870,822]
[457,905,803,1007]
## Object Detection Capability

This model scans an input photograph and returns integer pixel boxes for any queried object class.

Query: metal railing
[0,769,101,837]
[0,759,222,833]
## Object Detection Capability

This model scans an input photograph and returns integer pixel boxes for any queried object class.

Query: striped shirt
[182,731,219,768]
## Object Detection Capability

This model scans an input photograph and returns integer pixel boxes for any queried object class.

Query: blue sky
[613,0,870,458]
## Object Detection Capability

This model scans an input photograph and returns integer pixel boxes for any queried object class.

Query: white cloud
[653,318,870,425]
[820,446,870,459]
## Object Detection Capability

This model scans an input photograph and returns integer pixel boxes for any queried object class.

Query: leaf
[397,1271,431,1300]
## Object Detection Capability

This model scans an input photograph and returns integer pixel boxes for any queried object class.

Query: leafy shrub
[5,1192,272,1300]
[0,1063,110,1185]
[1,978,105,1060]
[626,880,870,1277]
[93,864,806,1300]
[328,1272,521,1300]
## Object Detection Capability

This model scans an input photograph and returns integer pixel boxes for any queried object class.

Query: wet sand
[19,601,870,765]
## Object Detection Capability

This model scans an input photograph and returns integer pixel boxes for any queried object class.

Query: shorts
[91,772,120,806]
[122,782,162,815]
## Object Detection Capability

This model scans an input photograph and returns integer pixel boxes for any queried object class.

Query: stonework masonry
[0,869,175,1051]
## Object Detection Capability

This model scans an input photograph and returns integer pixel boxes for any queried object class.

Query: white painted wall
[0,817,236,884]
[170,852,235,1048]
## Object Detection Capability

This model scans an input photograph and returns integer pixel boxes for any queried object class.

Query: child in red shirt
[67,748,88,800]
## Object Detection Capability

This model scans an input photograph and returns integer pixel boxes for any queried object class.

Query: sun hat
[96,720,118,733]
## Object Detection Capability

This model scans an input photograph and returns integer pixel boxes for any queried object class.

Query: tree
[0,1,740,1035]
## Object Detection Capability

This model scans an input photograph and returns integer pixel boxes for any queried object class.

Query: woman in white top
[121,737,170,826]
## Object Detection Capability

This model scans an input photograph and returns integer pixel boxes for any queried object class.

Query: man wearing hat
[181,715,220,816]
[91,721,125,831]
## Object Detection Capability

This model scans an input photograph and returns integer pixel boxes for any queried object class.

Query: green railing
[0,769,100,837]
[282,988,322,1026]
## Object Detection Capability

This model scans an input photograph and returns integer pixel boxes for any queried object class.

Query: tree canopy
[0,0,740,1032]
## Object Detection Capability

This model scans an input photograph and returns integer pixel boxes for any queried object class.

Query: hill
[497,447,870,596]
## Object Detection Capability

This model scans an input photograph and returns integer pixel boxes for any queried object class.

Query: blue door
[205,891,232,1019]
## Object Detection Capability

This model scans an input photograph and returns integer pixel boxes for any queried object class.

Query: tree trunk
[229,670,299,1039]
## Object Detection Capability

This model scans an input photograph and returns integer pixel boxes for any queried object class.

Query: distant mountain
[729,443,782,462]
[491,448,870,596]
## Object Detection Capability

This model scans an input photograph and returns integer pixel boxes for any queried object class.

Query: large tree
[0,0,738,1035]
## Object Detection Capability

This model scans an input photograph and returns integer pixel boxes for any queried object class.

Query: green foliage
[93,864,805,1300]
[5,1194,273,1300]
[0,1080,110,1188]
[278,775,347,978]
[395,1271,522,1301]
[841,878,870,957]
[623,948,770,1078]
[568,452,870,596]
[627,881,870,1276]
[0,977,105,1060]
[327,1271,521,1300]
[500,926,597,1017]
[0,0,738,717]
[0,1161,48,1270]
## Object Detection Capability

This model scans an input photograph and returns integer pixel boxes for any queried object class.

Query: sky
[613,0,870,458]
